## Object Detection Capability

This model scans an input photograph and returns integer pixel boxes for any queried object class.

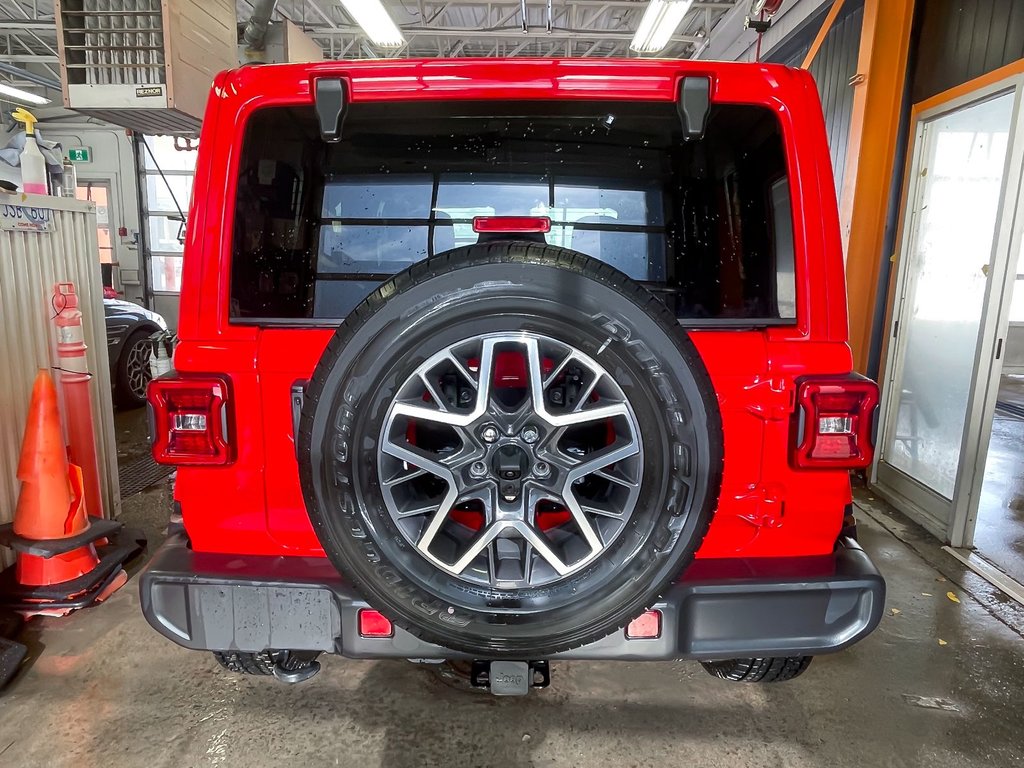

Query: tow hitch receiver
[471,660,550,696]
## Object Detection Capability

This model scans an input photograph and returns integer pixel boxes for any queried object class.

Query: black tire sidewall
[299,245,723,656]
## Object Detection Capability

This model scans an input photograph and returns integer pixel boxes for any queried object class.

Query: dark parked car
[103,296,166,408]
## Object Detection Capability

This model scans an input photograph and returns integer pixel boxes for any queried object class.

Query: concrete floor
[975,375,1024,580]
[2,416,1024,767]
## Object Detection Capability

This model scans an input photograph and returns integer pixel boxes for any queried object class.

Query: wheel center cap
[492,443,528,480]
[493,443,529,501]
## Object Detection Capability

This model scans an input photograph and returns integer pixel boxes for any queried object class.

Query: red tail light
[472,215,551,233]
[791,375,879,469]
[358,609,394,638]
[625,610,662,639]
[148,376,233,465]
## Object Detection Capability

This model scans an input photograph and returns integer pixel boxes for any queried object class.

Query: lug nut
[469,461,487,478]
[481,425,499,443]
[534,461,550,478]
[520,425,540,444]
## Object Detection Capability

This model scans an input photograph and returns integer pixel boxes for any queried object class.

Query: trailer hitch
[470,660,550,696]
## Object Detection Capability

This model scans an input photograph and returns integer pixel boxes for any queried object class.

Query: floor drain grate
[119,453,174,497]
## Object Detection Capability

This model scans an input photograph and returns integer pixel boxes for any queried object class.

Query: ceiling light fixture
[0,83,50,106]
[630,0,695,54]
[340,0,405,48]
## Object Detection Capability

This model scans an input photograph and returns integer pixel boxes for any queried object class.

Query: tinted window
[230,101,796,323]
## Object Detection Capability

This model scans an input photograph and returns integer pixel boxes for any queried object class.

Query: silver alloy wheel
[125,336,152,399]
[378,332,643,589]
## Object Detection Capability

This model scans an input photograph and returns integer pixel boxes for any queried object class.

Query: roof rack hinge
[677,76,711,141]
[315,78,348,143]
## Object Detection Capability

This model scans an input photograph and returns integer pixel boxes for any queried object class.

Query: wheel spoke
[516,522,574,576]
[475,337,498,412]
[416,489,460,552]
[381,440,455,480]
[570,374,602,413]
[391,401,475,428]
[396,502,442,518]
[549,401,631,427]
[524,336,547,416]
[593,466,639,488]
[419,372,450,413]
[381,466,427,488]
[558,492,604,552]
[448,523,501,575]
[541,350,574,389]
[579,500,625,518]
[447,353,478,391]
[565,441,641,483]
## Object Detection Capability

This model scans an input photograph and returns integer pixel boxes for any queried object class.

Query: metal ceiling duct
[243,0,279,51]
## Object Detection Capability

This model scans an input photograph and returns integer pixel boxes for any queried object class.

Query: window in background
[75,181,114,264]
[140,135,197,294]
[1010,275,1024,323]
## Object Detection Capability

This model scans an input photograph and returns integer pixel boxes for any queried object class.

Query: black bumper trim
[139,536,885,661]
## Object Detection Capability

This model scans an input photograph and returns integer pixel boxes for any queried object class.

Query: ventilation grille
[60,0,165,86]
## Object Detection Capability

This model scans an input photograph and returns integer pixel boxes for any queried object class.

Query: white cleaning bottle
[12,107,47,195]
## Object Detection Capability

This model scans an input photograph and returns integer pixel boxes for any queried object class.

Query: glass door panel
[881,92,1015,506]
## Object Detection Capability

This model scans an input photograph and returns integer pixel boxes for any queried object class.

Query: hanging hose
[243,0,279,51]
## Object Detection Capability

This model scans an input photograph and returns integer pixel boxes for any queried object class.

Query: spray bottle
[12,107,48,195]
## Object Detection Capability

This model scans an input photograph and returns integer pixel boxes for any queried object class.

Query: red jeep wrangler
[142,58,884,694]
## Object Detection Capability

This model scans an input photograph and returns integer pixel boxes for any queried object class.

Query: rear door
[237,95,835,558]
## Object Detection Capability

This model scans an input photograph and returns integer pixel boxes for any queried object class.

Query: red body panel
[173,58,854,561]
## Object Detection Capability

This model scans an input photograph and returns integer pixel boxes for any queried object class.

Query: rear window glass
[229,100,796,324]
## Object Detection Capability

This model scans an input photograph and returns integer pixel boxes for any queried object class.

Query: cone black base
[0,529,146,610]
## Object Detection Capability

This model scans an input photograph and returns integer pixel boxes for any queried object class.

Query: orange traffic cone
[0,370,141,616]
[14,370,88,540]
[10,371,100,588]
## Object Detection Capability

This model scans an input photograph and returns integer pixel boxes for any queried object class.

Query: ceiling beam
[0,53,58,62]
[307,26,703,43]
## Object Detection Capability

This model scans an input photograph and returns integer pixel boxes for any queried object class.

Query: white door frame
[873,73,1024,547]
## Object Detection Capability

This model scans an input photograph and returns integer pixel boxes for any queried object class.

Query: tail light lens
[358,609,394,638]
[791,375,879,469]
[148,376,233,465]
[625,610,662,639]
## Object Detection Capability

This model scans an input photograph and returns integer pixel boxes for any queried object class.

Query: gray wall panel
[770,1,865,199]
[913,0,1024,103]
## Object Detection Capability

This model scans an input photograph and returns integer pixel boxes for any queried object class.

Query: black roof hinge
[677,76,711,141]
[315,78,348,143]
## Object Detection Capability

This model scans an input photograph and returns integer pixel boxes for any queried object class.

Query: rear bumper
[139,534,885,661]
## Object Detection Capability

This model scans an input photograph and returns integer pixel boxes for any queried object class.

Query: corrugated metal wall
[912,0,1024,103]
[0,196,120,569]
[771,1,865,200]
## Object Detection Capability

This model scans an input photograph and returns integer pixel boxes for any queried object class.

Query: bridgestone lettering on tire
[298,243,723,657]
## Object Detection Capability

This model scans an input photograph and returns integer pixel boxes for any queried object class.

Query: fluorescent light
[630,0,694,54]
[340,0,405,48]
[0,83,50,106]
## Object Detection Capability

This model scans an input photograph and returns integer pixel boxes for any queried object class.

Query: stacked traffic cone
[0,371,141,617]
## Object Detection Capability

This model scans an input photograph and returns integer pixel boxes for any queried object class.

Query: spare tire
[298,243,722,657]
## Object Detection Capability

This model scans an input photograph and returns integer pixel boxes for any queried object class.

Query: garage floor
[975,374,1024,581]
[1,416,1023,768]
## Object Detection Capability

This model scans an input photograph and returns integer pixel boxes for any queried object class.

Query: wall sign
[68,147,91,163]
[0,203,55,233]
